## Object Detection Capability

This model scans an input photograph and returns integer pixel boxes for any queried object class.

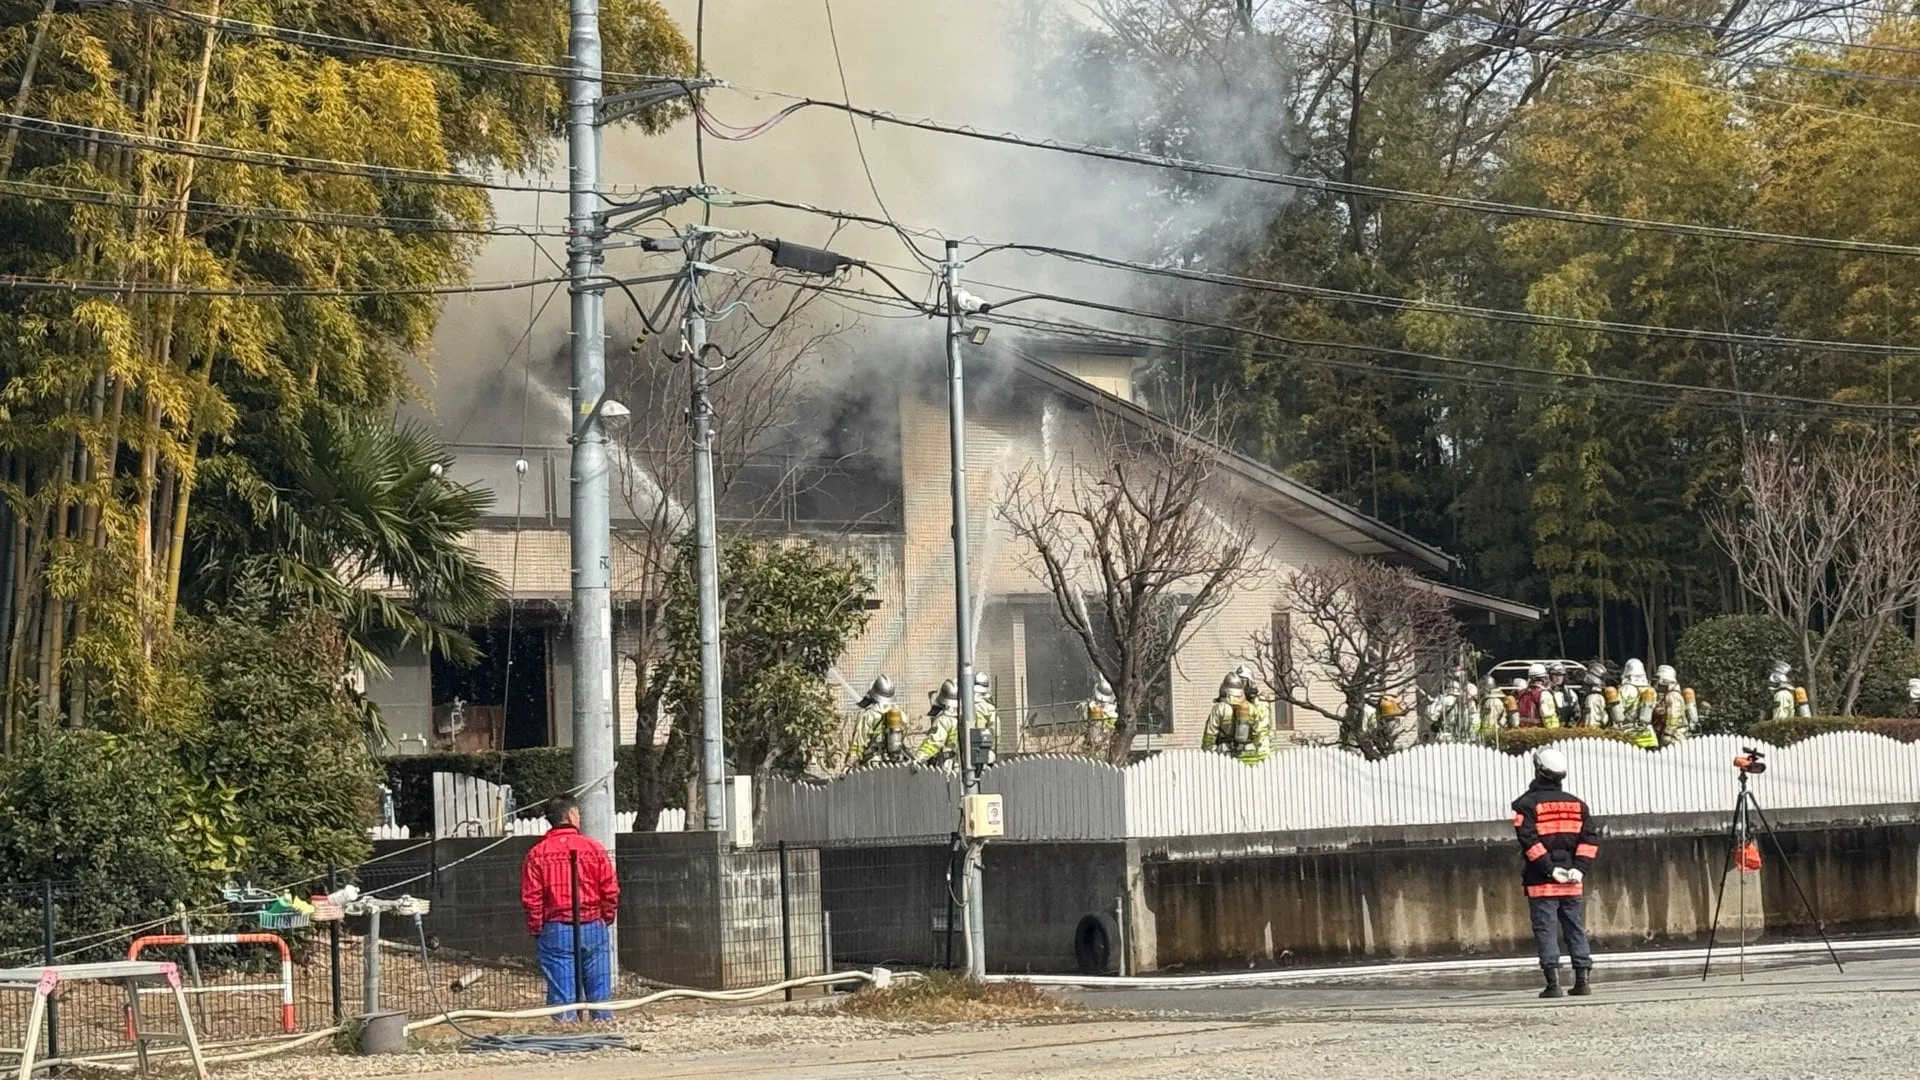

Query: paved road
[339,955,1920,1080]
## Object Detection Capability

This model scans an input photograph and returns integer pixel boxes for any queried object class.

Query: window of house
[1268,610,1294,730]
[1019,602,1173,734]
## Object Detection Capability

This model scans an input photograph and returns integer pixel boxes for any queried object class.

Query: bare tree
[998,401,1265,765]
[1253,559,1461,760]
[1711,433,1920,715]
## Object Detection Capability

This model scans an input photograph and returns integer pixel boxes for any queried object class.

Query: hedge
[1675,615,1801,733]
[1485,727,1641,755]
[1745,716,1920,747]
[384,745,677,831]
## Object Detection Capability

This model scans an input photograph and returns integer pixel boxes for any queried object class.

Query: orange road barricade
[126,933,296,1036]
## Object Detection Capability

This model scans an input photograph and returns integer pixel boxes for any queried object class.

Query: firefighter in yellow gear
[1081,677,1118,751]
[1768,661,1811,721]
[914,674,998,774]
[848,675,910,768]
[1613,659,1658,749]
[913,679,962,766]
[1477,674,1507,738]
[1652,664,1694,746]
[1579,662,1611,728]
[1202,666,1273,765]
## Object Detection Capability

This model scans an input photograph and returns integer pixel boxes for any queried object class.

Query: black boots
[1570,971,1592,997]
[1540,970,1592,999]
[1540,971,1564,999]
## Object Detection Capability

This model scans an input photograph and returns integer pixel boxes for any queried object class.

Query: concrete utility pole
[683,231,728,833]
[943,240,987,978]
[565,0,617,862]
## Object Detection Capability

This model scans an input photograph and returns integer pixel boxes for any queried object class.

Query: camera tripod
[1700,765,1844,980]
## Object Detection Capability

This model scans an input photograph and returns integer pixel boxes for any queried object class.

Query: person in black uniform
[1512,746,1600,998]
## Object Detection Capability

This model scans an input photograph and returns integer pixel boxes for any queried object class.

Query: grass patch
[839,971,1079,1024]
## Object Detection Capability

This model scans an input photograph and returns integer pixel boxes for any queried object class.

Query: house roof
[1010,351,1459,576]
[1414,580,1547,624]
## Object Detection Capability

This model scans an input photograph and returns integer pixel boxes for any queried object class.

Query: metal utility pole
[683,230,728,834]
[565,0,617,862]
[943,240,986,978]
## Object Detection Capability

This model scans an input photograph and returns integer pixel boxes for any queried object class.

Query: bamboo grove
[0,0,691,749]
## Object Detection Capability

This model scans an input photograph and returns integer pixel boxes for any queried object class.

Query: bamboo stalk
[0,0,59,181]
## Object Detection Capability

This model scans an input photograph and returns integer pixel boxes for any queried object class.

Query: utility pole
[565,0,616,865]
[683,230,727,833]
[943,240,986,978]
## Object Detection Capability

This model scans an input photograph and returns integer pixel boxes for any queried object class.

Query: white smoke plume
[423,0,1293,440]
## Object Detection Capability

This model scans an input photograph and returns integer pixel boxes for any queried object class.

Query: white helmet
[1510,677,1527,691]
[1908,678,1920,702]
[1768,661,1792,688]
[1622,659,1647,684]
[1655,664,1678,687]
[1093,678,1115,705]
[1527,662,1548,681]
[1533,746,1569,780]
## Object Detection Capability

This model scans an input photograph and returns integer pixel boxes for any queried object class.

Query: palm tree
[187,407,504,680]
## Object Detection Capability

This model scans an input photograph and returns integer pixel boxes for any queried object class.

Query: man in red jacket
[520,797,620,1021]
[1512,747,1599,998]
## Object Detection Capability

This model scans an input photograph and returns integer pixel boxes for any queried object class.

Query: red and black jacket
[1512,778,1599,898]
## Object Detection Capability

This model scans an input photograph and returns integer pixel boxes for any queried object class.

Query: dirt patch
[838,972,1081,1024]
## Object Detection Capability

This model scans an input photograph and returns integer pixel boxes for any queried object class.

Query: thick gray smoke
[421,0,1293,443]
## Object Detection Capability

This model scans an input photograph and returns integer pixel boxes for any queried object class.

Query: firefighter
[1768,661,1811,720]
[848,675,909,768]
[1652,664,1693,746]
[1082,677,1118,746]
[1908,678,1920,719]
[970,672,999,770]
[1504,678,1526,727]
[1512,747,1599,999]
[1517,664,1559,728]
[1547,663,1582,728]
[1202,666,1272,765]
[913,679,962,766]
[1613,659,1657,749]
[1580,661,1611,729]
[1477,674,1506,739]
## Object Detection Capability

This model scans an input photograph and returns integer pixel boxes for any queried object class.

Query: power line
[0,112,655,196]
[86,0,685,87]
[0,177,567,237]
[781,276,1920,423]
[701,95,1920,258]
[0,272,570,298]
[726,191,1920,360]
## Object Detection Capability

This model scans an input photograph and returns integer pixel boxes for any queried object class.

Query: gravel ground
[214,958,1920,1080]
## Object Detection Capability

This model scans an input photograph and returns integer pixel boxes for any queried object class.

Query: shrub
[176,609,379,882]
[1747,716,1920,746]
[0,729,198,958]
[1486,727,1641,755]
[1675,615,1805,733]
[383,744,673,831]
[1820,625,1920,718]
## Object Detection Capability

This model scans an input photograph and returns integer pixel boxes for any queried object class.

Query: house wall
[844,384,1358,755]
[368,645,433,753]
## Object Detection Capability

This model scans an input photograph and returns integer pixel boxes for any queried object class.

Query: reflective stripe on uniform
[1535,802,1585,835]
[1575,843,1599,859]
[1527,881,1584,898]
[1511,812,1526,827]
[1524,843,1548,862]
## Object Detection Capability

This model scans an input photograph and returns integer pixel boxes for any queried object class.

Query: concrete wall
[817,840,1130,972]
[366,832,826,990]
[1133,806,1920,971]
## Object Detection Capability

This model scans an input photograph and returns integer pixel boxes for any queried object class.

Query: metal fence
[0,834,872,1063]
[760,732,1920,845]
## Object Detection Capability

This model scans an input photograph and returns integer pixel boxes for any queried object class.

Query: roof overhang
[1414,580,1545,624]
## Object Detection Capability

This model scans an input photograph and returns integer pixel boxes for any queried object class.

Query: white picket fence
[503,809,687,837]
[758,733,1920,844]
[366,824,412,841]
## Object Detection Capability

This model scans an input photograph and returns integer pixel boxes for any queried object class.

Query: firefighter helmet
[1093,677,1115,705]
[866,675,895,702]
[1622,658,1648,685]
[1654,664,1678,687]
[1534,747,1569,780]
[1527,662,1548,681]
[1768,660,1792,688]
